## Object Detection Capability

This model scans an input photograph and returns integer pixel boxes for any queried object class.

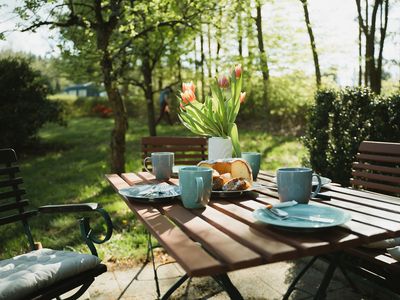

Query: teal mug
[241,152,261,180]
[143,152,174,180]
[277,167,322,204]
[179,166,212,209]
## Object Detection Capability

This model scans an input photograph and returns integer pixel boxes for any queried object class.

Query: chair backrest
[141,136,208,167]
[0,148,36,250]
[351,141,400,196]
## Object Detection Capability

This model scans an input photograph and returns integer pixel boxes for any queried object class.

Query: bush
[0,58,64,150]
[303,87,400,185]
[237,72,315,135]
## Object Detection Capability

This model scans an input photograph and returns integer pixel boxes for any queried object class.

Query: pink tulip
[240,92,246,104]
[235,64,242,78]
[181,89,196,106]
[218,75,229,88]
[182,81,196,94]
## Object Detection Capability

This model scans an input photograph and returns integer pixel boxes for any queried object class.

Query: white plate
[253,204,351,230]
[118,184,180,203]
[313,176,332,186]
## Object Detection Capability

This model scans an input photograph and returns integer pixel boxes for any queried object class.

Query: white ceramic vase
[208,137,233,160]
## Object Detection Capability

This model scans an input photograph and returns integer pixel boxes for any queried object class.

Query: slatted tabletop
[106,170,400,277]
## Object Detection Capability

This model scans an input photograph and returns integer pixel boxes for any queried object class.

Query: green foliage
[238,72,315,134]
[0,57,64,150]
[303,87,400,185]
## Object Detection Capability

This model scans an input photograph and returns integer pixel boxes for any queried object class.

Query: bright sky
[0,0,398,85]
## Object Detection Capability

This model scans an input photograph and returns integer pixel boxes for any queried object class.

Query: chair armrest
[38,203,99,213]
[38,203,113,257]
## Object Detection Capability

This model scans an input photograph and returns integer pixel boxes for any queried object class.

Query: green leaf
[229,123,241,157]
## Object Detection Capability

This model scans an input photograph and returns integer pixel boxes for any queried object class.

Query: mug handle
[195,176,204,204]
[311,174,322,198]
[143,157,152,173]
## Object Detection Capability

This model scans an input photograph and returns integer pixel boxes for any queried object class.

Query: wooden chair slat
[142,153,204,161]
[350,179,400,195]
[141,136,208,167]
[358,141,400,156]
[0,210,37,226]
[160,205,264,269]
[0,199,29,212]
[352,162,400,175]
[142,146,206,152]
[141,136,207,146]
[352,170,400,184]
[0,189,26,200]
[0,166,20,176]
[0,148,17,164]
[356,153,400,164]
[0,177,23,188]
[352,141,400,196]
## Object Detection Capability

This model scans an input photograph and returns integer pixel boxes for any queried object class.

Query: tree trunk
[207,23,212,79]
[200,27,205,100]
[142,53,156,136]
[300,0,321,88]
[216,6,222,74]
[101,50,128,174]
[237,9,243,61]
[177,57,182,83]
[374,0,389,95]
[356,0,388,94]
[358,22,363,86]
[254,1,269,111]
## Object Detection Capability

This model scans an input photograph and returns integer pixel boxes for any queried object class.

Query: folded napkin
[137,184,178,197]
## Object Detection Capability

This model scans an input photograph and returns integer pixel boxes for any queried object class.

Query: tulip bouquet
[178,65,246,157]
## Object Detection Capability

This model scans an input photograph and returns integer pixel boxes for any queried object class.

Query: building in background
[64,82,101,97]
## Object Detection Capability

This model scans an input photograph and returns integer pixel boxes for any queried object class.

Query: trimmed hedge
[303,87,400,186]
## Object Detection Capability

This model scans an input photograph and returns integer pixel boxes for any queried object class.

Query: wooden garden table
[106,170,400,299]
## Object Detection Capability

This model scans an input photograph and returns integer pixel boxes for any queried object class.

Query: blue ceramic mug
[241,152,261,180]
[277,167,322,204]
[179,166,212,209]
[143,152,174,180]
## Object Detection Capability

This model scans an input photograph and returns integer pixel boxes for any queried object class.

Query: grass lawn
[1,117,306,265]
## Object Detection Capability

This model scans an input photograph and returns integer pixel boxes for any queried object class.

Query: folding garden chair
[0,148,113,300]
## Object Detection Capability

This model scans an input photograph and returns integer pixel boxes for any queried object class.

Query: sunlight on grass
[1,117,306,263]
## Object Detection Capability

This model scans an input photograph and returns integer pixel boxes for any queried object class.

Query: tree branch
[355,0,368,34]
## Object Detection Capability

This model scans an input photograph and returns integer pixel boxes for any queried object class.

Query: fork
[263,207,334,223]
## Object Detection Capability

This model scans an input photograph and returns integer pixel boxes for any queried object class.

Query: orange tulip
[182,81,196,94]
[218,75,229,88]
[240,92,246,104]
[181,89,196,106]
[235,64,242,79]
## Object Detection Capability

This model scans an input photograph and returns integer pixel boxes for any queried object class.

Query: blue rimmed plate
[118,184,180,203]
[253,204,351,230]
